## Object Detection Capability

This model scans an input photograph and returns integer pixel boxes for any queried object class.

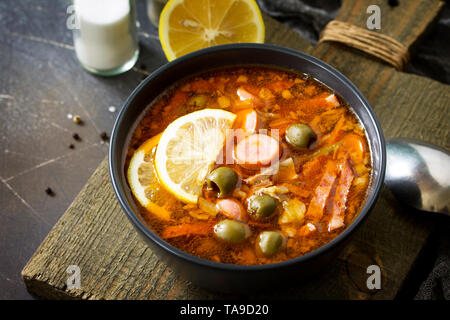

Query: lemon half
[159,0,265,61]
[155,109,236,203]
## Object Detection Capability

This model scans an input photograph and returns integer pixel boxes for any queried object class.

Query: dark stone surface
[0,0,166,299]
[0,0,447,300]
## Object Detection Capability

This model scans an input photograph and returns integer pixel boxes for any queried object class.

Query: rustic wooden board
[22,0,449,299]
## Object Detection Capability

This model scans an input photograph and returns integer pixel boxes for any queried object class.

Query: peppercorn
[73,115,82,124]
[100,132,109,141]
[45,187,55,196]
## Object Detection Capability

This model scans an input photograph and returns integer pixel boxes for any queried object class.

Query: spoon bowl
[385,138,450,215]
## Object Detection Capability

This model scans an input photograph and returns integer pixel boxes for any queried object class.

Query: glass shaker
[147,0,168,27]
[70,0,139,76]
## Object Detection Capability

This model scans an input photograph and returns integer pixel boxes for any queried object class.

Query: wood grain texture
[22,1,449,299]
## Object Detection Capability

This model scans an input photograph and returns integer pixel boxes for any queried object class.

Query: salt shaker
[71,0,139,76]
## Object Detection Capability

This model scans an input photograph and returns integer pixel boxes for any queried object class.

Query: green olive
[214,219,250,243]
[257,231,285,257]
[248,194,278,219]
[207,167,238,198]
[285,123,317,148]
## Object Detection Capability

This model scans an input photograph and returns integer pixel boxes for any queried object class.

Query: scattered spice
[100,131,109,141]
[73,133,81,141]
[45,187,55,196]
[73,115,82,124]
[68,143,75,149]
[388,0,399,7]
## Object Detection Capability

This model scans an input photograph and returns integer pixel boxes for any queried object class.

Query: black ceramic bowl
[109,43,386,293]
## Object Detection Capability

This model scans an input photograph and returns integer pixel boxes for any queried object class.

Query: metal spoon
[385,138,450,215]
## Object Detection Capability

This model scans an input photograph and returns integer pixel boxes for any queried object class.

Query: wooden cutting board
[22,0,449,299]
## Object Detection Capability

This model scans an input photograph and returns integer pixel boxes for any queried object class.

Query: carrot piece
[281,183,310,198]
[305,161,338,222]
[217,199,247,221]
[234,109,260,134]
[161,222,213,239]
[328,154,355,231]
[340,134,366,162]
[297,223,318,238]
[301,93,340,112]
[235,134,280,169]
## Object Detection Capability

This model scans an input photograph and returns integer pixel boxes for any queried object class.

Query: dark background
[0,0,449,300]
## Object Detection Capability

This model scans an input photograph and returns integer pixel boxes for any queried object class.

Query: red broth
[126,67,372,265]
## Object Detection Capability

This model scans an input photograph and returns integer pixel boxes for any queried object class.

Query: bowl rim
[109,43,386,271]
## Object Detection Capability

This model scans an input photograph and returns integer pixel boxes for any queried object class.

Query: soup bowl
[109,43,386,293]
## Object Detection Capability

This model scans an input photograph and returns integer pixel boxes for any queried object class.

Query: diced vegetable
[297,223,318,237]
[258,88,275,100]
[237,75,248,83]
[188,95,208,107]
[340,134,366,162]
[282,89,293,99]
[145,201,172,221]
[217,96,231,108]
[256,185,289,201]
[279,198,306,224]
[198,196,219,216]
[274,158,298,182]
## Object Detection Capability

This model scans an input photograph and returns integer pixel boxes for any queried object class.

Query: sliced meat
[328,154,355,231]
[305,161,337,222]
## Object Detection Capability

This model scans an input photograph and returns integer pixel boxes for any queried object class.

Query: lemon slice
[155,109,237,203]
[159,0,265,61]
[127,133,173,221]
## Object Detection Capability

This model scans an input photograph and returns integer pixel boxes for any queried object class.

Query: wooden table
[1,0,448,299]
